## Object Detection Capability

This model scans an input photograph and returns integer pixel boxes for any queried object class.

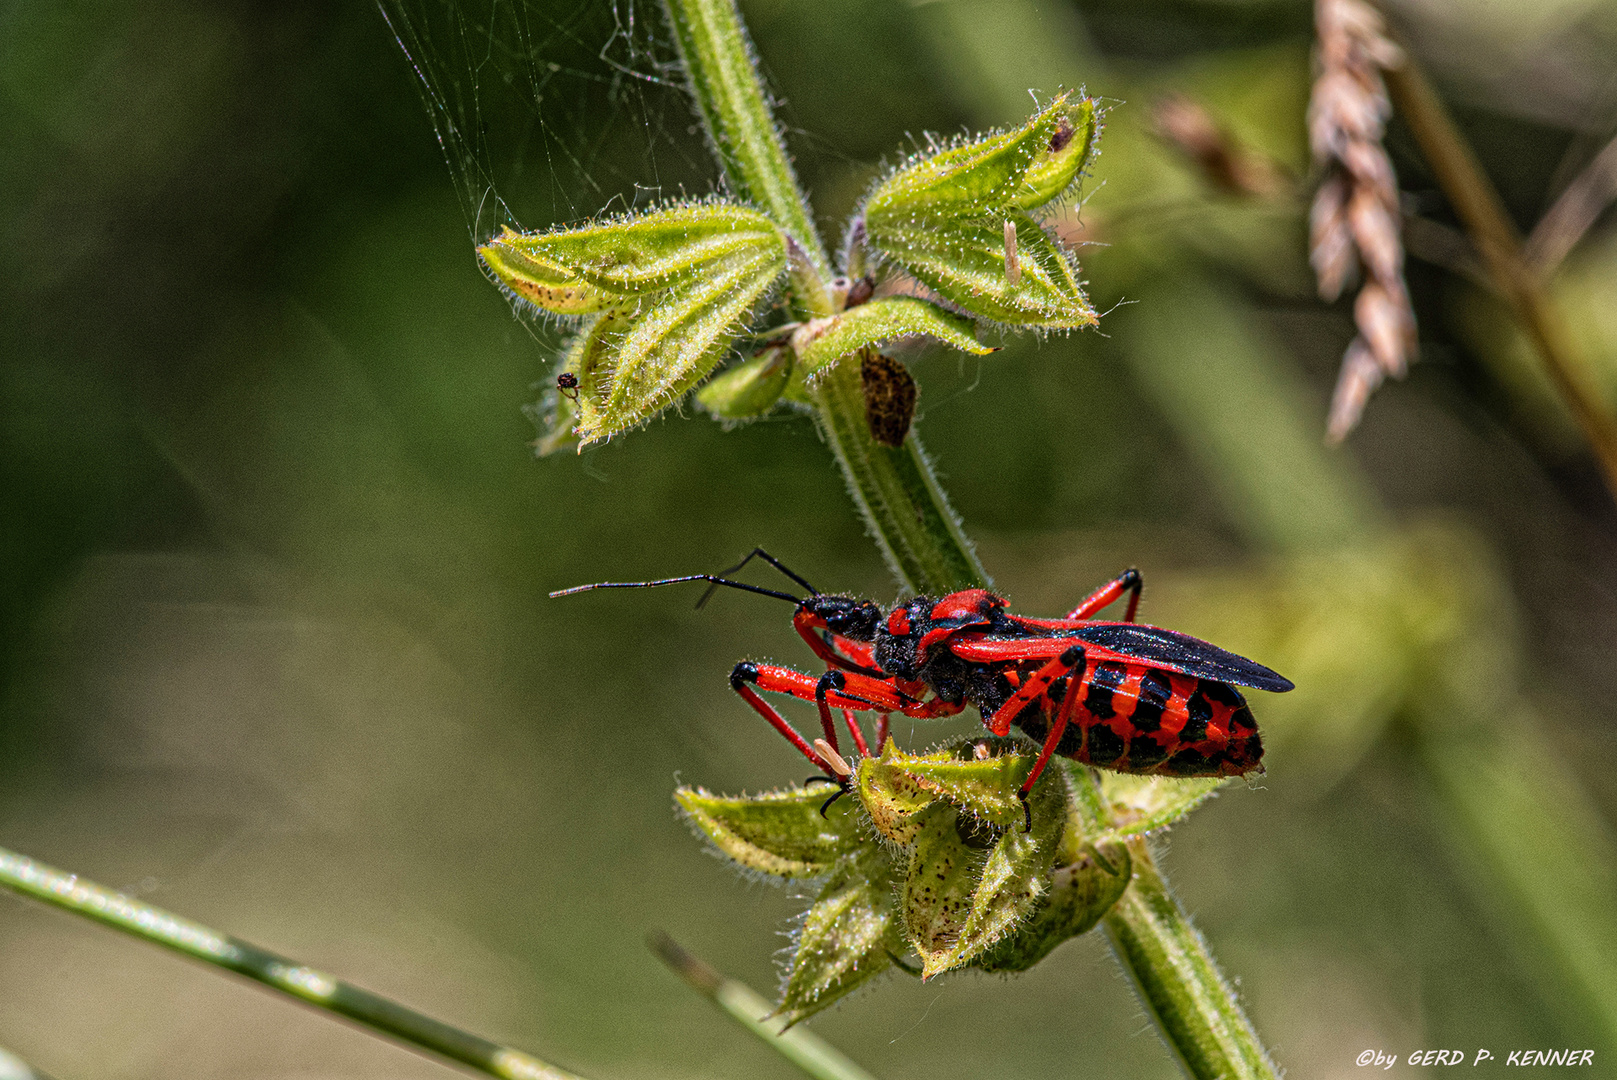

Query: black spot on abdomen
[1129,669,1173,732]
[1085,662,1127,720]
[1181,686,1214,743]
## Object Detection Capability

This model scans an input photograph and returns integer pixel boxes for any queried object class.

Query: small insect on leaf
[529,313,623,456]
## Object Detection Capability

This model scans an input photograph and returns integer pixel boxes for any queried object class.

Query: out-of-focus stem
[649,933,880,1080]
[1382,51,1617,501]
[1417,708,1617,1059]
[0,847,584,1080]
[1103,838,1281,1080]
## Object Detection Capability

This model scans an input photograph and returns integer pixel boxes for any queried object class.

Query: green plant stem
[0,846,585,1080]
[813,362,988,594]
[1104,838,1279,1080]
[1381,49,1617,502]
[661,0,987,596]
[648,933,880,1080]
[661,0,830,286]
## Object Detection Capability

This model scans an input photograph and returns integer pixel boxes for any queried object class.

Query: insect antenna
[549,575,802,605]
[694,547,820,610]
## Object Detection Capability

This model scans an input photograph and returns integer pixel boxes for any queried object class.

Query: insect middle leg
[1065,568,1142,622]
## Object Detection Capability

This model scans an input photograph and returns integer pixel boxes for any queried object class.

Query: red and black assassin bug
[552,550,1294,828]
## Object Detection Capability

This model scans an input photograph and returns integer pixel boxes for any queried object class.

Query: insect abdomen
[1011,663,1264,777]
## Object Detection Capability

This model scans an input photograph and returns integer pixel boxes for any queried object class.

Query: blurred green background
[4,0,1617,1076]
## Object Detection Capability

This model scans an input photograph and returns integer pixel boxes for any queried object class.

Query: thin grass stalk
[0,1045,56,1080]
[0,847,584,1080]
[649,933,880,1080]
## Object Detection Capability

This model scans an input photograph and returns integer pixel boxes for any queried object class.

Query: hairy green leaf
[479,204,786,300]
[860,95,1100,328]
[855,740,941,847]
[900,803,979,966]
[777,845,907,1025]
[872,213,1093,328]
[893,741,1031,831]
[477,234,620,315]
[976,838,1132,973]
[791,297,994,375]
[923,764,1068,976]
[676,784,862,879]
[1097,774,1227,842]
[571,248,785,443]
[1014,98,1101,210]
[696,344,792,420]
[864,96,1086,217]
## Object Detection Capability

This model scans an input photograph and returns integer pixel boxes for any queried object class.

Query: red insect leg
[986,645,1087,736]
[730,672,834,774]
[1017,661,1089,820]
[731,661,962,773]
[842,710,870,756]
[1064,568,1142,622]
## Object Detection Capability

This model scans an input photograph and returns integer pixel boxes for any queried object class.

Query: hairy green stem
[1104,838,1279,1080]
[662,0,829,287]
[661,0,987,596]
[813,361,988,594]
[0,847,584,1080]
[648,933,880,1080]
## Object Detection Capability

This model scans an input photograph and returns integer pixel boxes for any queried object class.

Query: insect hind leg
[1065,568,1142,622]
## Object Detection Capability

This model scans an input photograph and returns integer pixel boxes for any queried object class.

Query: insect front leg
[1065,568,1142,622]
[730,662,915,773]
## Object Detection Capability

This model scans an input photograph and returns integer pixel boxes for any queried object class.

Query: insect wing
[1071,622,1294,693]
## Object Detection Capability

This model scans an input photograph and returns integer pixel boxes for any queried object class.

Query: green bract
[791,297,994,376]
[481,101,1104,451]
[777,844,907,1024]
[674,784,863,879]
[695,344,793,420]
[860,95,1101,328]
[480,203,789,447]
[676,735,1233,1023]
